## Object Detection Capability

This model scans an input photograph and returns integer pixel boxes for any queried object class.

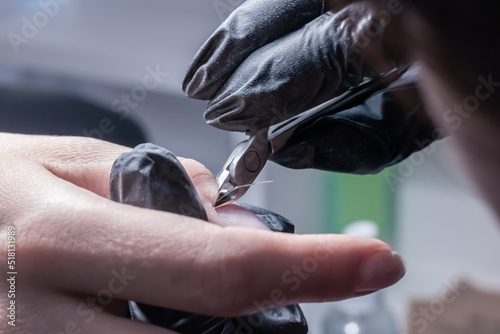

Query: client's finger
[1,133,131,198]
[7,134,405,317]
[178,157,270,230]
[8,134,268,230]
[19,176,404,317]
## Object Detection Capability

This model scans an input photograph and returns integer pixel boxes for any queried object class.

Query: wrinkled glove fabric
[269,66,437,174]
[109,143,308,334]
[183,1,437,174]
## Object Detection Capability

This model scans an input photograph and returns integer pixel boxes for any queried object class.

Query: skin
[0,133,405,334]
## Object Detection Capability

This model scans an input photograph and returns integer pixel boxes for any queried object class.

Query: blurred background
[1,0,499,333]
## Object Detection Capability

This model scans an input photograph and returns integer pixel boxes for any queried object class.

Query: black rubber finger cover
[109,143,308,334]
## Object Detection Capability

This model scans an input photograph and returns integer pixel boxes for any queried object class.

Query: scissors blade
[215,130,270,207]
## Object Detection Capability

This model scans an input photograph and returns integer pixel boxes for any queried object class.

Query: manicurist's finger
[203,4,385,134]
[182,0,325,99]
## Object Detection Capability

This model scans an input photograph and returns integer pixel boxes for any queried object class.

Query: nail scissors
[214,66,410,208]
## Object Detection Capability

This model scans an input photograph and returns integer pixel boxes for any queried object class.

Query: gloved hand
[183,0,437,174]
[109,143,308,334]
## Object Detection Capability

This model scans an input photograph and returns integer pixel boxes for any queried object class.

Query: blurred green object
[325,168,396,242]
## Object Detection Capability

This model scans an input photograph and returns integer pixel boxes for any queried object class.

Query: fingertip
[182,66,217,100]
[182,30,232,100]
[354,250,406,294]
[204,95,264,134]
[245,235,405,308]
[183,0,326,101]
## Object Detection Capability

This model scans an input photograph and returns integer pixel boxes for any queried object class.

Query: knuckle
[191,231,258,316]
[9,199,87,280]
[179,158,216,186]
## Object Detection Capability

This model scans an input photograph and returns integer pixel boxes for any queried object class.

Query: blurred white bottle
[322,221,398,334]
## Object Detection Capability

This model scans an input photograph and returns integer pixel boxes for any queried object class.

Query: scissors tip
[214,190,233,208]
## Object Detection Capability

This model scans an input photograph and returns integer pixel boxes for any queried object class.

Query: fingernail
[355,250,406,293]
[216,205,271,231]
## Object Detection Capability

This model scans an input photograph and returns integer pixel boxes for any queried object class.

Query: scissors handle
[268,66,409,153]
[229,130,270,188]
[215,130,270,207]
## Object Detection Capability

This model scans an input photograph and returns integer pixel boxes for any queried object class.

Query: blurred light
[344,322,360,334]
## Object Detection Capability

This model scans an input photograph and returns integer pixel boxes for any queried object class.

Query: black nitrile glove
[269,67,438,174]
[109,143,308,334]
[183,1,437,174]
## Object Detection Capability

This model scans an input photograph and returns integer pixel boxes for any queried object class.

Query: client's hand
[0,133,405,334]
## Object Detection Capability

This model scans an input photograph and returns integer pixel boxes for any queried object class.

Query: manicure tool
[214,66,410,207]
